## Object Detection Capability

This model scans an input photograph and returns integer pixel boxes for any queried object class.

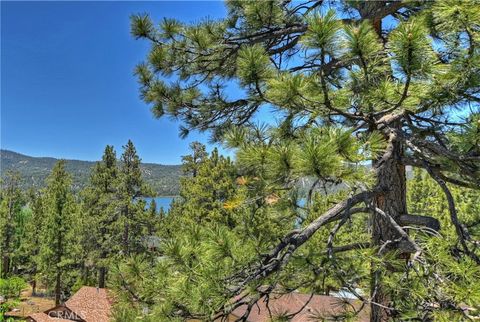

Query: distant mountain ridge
[0,149,182,196]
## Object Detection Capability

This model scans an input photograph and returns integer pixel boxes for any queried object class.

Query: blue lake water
[144,196,175,211]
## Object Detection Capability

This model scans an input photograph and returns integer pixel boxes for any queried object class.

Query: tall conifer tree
[132,0,480,321]
[38,160,76,305]
[132,1,480,320]
[80,145,119,288]
[17,189,44,295]
[169,143,237,228]
[0,171,24,278]
[117,140,152,256]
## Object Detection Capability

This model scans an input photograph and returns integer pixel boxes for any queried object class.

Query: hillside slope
[0,150,182,196]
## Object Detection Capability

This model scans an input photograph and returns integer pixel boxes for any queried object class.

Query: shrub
[0,277,27,300]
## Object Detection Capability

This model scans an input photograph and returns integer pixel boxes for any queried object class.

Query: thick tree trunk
[370,132,407,322]
[353,3,407,321]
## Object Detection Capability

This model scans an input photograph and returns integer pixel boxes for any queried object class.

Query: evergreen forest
[1,1,480,321]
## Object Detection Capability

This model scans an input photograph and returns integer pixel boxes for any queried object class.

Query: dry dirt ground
[5,286,55,319]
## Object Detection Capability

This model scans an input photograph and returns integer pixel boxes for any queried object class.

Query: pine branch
[370,206,422,262]
[225,1,407,48]
[324,242,371,254]
[401,155,478,189]
[398,214,440,232]
[423,162,480,265]
[395,129,480,186]
[225,190,379,299]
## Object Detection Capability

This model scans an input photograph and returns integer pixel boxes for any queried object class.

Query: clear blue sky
[1,1,229,164]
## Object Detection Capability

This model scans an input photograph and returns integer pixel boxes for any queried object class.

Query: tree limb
[226,190,379,297]
[398,214,440,232]
[423,162,480,264]
[370,207,422,262]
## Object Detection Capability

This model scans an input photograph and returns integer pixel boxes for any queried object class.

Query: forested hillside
[0,150,181,196]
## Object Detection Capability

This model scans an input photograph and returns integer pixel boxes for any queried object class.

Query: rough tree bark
[371,129,407,321]
[357,2,408,320]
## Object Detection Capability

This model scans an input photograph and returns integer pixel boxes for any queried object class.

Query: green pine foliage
[0,171,24,279]
[78,145,119,287]
[77,141,158,289]
[110,162,480,321]
[115,140,154,256]
[0,141,164,306]
[17,189,44,295]
[129,0,480,320]
[388,169,480,320]
[169,143,237,227]
[111,144,259,320]
[1,1,479,320]
[37,160,77,305]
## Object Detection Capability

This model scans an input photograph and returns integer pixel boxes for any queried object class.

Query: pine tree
[79,145,119,288]
[38,160,76,305]
[168,143,237,228]
[142,199,159,236]
[131,1,480,320]
[0,171,24,278]
[111,143,241,321]
[181,141,208,178]
[17,189,44,295]
[116,140,152,256]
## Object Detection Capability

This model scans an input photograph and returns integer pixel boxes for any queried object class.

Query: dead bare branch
[226,190,379,300]
[423,163,480,265]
